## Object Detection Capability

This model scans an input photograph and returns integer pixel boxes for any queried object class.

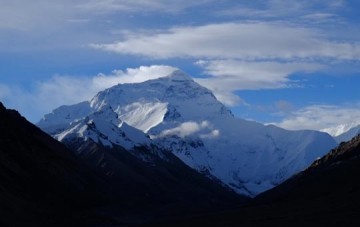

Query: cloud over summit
[91,22,360,61]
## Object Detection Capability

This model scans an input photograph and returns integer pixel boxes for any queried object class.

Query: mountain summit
[38,70,337,197]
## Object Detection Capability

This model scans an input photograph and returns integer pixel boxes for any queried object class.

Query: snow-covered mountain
[52,104,150,150]
[38,70,337,197]
[322,122,360,143]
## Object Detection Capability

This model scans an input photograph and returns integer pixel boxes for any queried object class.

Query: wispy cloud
[271,104,360,131]
[1,0,359,130]
[0,0,74,31]
[159,121,219,139]
[77,0,214,13]
[195,60,323,106]
[0,0,213,31]
[196,60,323,89]
[90,21,360,107]
[218,0,345,20]
[91,22,360,60]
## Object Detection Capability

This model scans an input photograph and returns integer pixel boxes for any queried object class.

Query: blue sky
[1,0,360,131]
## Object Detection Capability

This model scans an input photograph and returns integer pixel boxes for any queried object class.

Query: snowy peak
[37,68,337,197]
[87,70,232,133]
[38,69,229,144]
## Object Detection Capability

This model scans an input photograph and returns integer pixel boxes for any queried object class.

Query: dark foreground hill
[154,135,360,226]
[0,102,121,226]
[5,100,358,227]
[0,102,244,226]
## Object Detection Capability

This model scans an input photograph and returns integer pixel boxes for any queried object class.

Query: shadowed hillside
[154,135,360,226]
[0,102,244,226]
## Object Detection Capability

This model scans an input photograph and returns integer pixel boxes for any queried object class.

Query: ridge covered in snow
[322,122,360,143]
[321,121,360,137]
[53,104,150,150]
[38,69,337,197]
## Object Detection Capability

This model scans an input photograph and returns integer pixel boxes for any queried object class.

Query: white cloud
[159,121,219,138]
[8,60,324,118]
[218,0,345,19]
[0,0,212,31]
[91,22,360,60]
[77,0,213,13]
[200,129,220,139]
[0,0,75,31]
[272,104,360,131]
[197,60,322,88]
[0,65,176,122]
[301,13,338,20]
[1,0,359,132]
[194,60,323,106]
[0,0,346,31]
[91,65,177,89]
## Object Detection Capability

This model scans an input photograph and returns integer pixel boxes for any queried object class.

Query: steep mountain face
[0,102,244,225]
[172,135,360,227]
[54,104,150,150]
[323,123,360,144]
[38,70,337,197]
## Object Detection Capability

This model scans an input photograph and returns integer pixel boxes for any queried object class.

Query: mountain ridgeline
[38,70,337,197]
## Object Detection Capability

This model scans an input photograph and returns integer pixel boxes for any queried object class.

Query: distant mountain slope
[167,135,360,226]
[0,102,243,226]
[322,121,360,137]
[322,122,360,143]
[38,70,337,197]
[335,125,360,143]
[255,133,360,210]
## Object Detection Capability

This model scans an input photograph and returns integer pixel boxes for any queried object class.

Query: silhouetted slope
[0,102,245,226]
[62,138,247,223]
[0,103,113,226]
[256,134,360,205]
[157,135,360,226]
